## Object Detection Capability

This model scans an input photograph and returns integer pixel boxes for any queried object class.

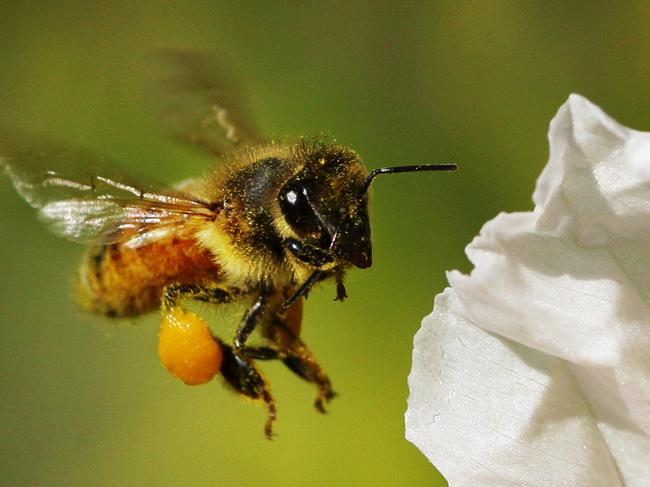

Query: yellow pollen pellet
[158,307,222,385]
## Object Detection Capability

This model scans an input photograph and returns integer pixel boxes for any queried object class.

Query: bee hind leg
[228,292,278,439]
[219,341,277,439]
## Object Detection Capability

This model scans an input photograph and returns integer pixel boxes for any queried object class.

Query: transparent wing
[0,130,216,246]
[37,198,211,247]
[148,49,264,156]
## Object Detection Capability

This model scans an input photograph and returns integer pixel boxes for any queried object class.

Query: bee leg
[239,341,336,411]
[219,342,277,439]
[162,283,238,310]
[266,317,336,414]
[241,347,283,360]
[283,344,336,414]
[230,293,278,439]
[162,285,276,437]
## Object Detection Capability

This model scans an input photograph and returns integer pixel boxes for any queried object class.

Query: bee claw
[314,389,337,414]
[315,399,326,414]
[264,417,276,440]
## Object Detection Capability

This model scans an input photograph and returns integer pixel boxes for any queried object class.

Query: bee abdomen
[77,238,220,317]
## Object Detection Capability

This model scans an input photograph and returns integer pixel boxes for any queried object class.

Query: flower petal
[571,365,650,484]
[409,95,650,485]
[534,94,650,247]
[447,95,650,367]
[446,209,649,366]
[406,290,623,487]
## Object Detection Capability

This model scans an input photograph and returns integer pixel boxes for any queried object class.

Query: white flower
[406,95,650,486]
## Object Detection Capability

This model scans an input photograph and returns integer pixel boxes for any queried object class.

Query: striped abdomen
[77,237,220,317]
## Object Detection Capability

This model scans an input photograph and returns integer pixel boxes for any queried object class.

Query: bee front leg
[226,292,278,439]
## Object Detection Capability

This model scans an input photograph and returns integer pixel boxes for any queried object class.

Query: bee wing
[37,197,212,248]
[148,50,264,157]
[1,131,216,247]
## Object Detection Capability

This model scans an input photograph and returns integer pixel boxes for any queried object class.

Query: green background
[1,2,650,486]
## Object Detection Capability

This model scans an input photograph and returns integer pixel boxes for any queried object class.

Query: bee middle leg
[162,283,239,310]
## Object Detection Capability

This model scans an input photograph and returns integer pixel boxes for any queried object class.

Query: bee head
[278,142,372,270]
[278,140,457,275]
[208,138,455,288]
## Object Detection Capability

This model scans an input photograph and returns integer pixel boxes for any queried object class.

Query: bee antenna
[360,163,457,195]
[330,163,457,254]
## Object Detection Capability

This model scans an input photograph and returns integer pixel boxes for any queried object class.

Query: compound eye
[278,181,326,241]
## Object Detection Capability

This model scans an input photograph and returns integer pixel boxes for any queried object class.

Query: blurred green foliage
[2,2,650,486]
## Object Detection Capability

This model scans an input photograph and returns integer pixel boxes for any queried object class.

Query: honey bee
[1,51,456,438]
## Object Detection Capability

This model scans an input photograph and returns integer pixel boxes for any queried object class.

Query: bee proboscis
[1,51,456,438]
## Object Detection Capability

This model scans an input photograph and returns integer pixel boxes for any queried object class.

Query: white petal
[447,209,650,366]
[406,290,622,487]
[409,95,650,485]
[448,95,650,367]
[571,365,650,485]
[534,95,650,246]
